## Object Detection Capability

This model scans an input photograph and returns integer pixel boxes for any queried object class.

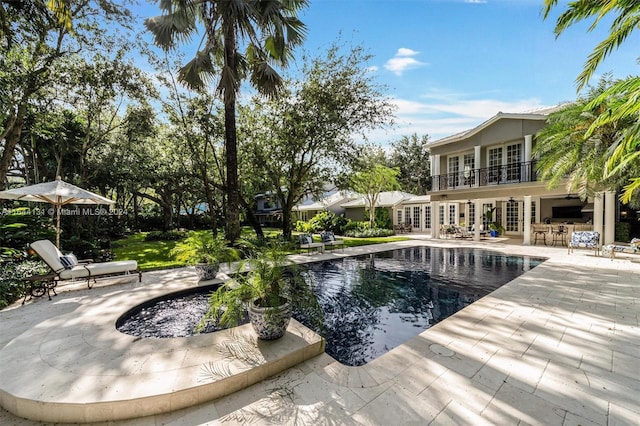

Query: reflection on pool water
[300,247,545,366]
[116,247,545,366]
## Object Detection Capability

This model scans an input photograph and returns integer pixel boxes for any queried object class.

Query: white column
[430,155,436,177]
[604,190,616,244]
[523,195,532,245]
[474,145,481,187]
[593,192,604,244]
[474,199,482,241]
[432,201,440,239]
[524,135,533,162]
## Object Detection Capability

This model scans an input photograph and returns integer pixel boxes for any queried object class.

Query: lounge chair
[298,233,324,255]
[602,238,640,259]
[453,225,473,239]
[29,239,141,288]
[320,231,344,250]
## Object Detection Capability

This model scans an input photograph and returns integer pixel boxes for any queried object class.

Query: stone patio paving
[1,237,638,425]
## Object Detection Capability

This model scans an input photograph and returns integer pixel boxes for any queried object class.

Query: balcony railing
[430,160,537,192]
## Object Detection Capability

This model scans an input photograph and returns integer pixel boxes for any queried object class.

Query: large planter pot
[489,230,499,238]
[248,298,292,340]
[194,262,220,281]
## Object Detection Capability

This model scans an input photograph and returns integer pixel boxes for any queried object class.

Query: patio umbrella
[0,176,114,248]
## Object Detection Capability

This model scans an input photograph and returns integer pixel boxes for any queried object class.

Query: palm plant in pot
[484,207,505,237]
[171,233,239,281]
[198,245,319,340]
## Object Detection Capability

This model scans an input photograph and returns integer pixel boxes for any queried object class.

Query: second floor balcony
[430,160,538,192]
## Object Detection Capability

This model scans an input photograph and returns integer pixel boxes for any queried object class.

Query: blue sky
[135,0,640,144]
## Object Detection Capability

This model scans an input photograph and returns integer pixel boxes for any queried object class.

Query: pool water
[116,247,544,366]
[299,247,544,365]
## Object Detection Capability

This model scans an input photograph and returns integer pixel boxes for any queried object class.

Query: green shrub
[307,211,349,234]
[615,222,632,242]
[144,230,188,242]
[0,258,49,309]
[374,208,392,229]
[295,220,313,233]
[0,207,56,249]
[343,220,369,233]
[344,228,395,238]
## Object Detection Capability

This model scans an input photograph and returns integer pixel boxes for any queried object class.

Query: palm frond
[178,50,215,91]
[145,10,198,51]
[250,60,283,98]
[577,8,640,89]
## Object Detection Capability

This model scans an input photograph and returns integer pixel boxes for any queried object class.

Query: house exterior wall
[344,207,366,222]
[396,110,616,244]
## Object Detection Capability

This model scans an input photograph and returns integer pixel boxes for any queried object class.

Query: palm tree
[534,76,631,201]
[543,0,640,91]
[543,0,640,204]
[145,0,308,242]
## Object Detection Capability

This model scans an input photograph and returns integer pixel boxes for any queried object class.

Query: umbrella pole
[56,204,61,249]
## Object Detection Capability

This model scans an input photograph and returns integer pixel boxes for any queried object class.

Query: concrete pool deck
[1,238,639,425]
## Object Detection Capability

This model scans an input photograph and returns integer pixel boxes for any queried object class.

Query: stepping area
[1,238,639,425]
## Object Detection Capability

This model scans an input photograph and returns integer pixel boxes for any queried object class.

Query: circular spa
[117,246,546,366]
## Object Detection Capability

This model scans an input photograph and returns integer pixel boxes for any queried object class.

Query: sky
[134,0,640,145]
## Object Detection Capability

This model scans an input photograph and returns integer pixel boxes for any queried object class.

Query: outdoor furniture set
[532,223,569,246]
[298,232,344,255]
[393,223,412,233]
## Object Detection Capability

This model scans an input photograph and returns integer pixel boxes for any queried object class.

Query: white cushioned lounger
[30,239,141,288]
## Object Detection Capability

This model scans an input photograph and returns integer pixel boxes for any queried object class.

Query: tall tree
[389,133,431,194]
[349,163,400,229]
[543,0,640,203]
[0,0,134,189]
[145,0,308,243]
[243,44,396,239]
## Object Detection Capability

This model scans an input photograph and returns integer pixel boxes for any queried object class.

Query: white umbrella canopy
[0,176,115,248]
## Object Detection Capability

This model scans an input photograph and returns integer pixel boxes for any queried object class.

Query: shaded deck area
[1,238,639,425]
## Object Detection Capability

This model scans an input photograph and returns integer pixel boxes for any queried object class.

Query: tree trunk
[223,29,240,243]
[0,104,26,190]
[282,208,293,241]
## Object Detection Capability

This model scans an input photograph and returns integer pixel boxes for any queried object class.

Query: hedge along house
[341,190,417,223]
[393,107,618,245]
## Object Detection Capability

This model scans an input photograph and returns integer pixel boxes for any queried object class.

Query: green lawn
[112,229,411,271]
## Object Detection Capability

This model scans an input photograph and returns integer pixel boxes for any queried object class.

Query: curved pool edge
[0,266,324,423]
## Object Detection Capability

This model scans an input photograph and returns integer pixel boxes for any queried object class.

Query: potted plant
[198,246,319,340]
[171,233,239,281]
[484,207,505,237]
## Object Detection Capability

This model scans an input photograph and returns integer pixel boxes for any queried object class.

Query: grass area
[112,228,411,271]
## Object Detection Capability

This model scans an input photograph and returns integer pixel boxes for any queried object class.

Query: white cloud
[360,94,550,147]
[384,48,425,76]
[396,48,419,57]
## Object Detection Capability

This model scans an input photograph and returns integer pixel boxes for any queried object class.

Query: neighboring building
[292,190,357,222]
[254,192,282,227]
[341,190,417,222]
[393,107,618,244]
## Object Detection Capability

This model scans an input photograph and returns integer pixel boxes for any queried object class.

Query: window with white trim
[424,205,431,229]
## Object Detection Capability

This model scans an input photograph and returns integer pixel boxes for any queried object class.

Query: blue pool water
[117,247,544,366]
[295,247,544,366]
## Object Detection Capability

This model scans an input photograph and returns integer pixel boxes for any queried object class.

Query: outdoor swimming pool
[299,246,544,365]
[117,246,545,366]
